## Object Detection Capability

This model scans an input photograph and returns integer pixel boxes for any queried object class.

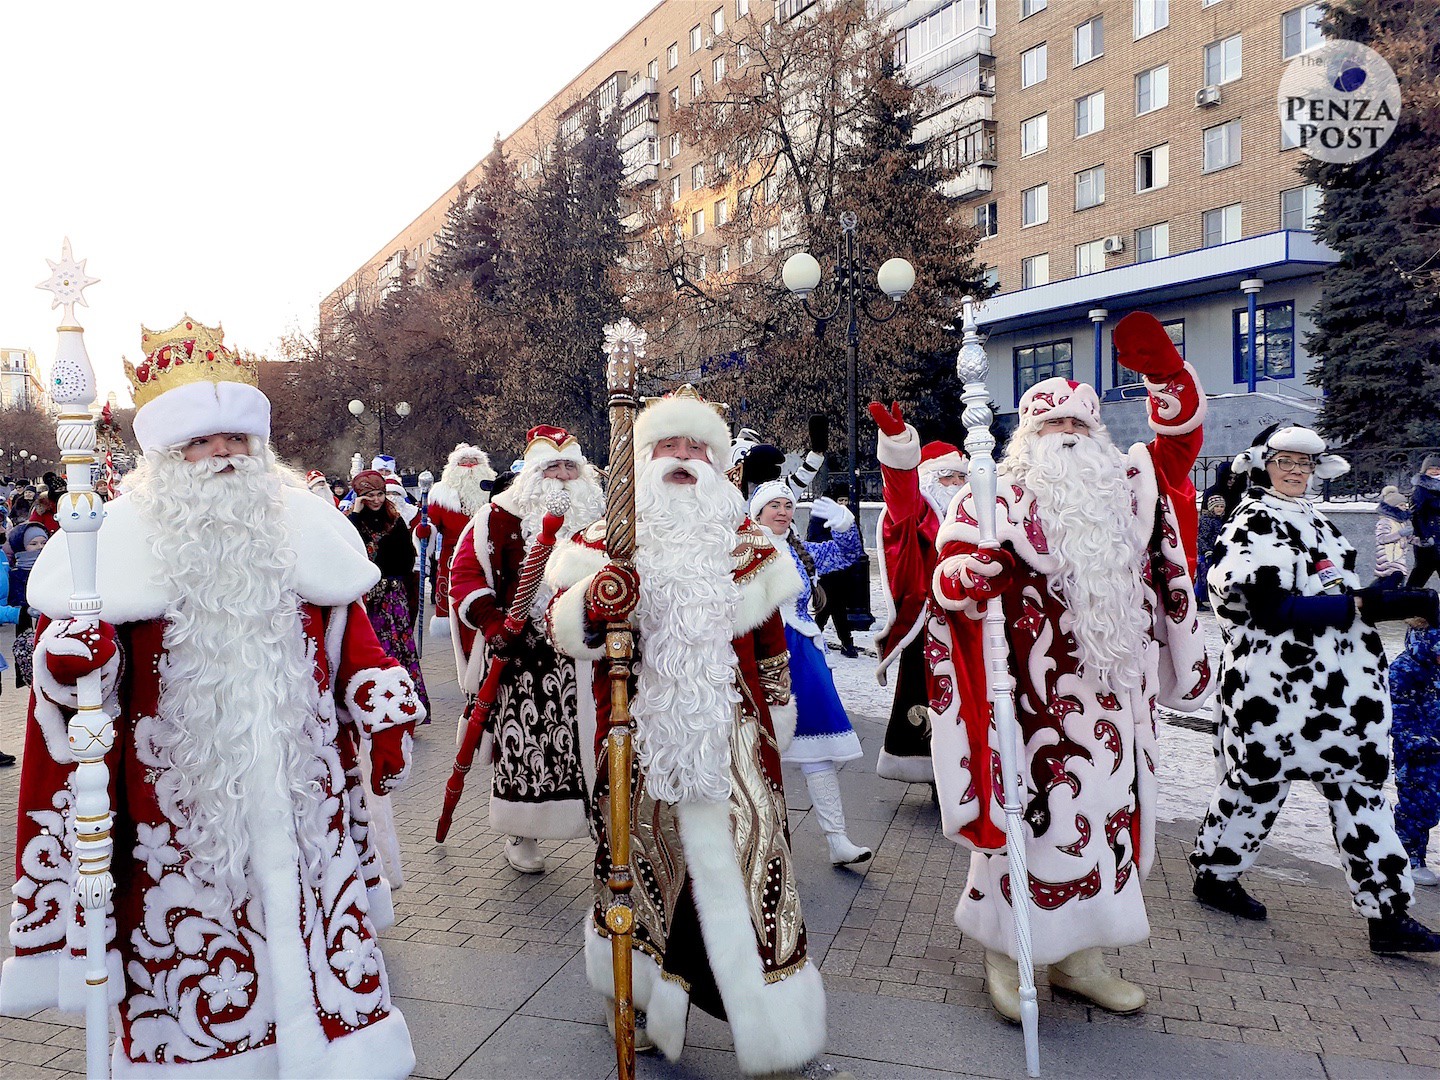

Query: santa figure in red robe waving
[929,312,1211,1022]
[426,442,496,637]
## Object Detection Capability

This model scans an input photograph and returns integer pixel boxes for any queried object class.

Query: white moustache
[655,456,707,481]
[188,454,260,476]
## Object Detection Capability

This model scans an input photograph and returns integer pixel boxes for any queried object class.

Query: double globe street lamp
[347,398,411,457]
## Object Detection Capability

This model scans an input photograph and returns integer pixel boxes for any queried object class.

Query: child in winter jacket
[1390,627,1440,886]
[1375,486,1414,587]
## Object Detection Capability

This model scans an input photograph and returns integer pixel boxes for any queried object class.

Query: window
[713,56,726,82]
[1015,338,1072,401]
[1134,0,1167,38]
[668,133,681,158]
[669,86,680,109]
[1115,318,1181,385]
[1075,166,1105,210]
[697,254,708,280]
[1075,239,1105,276]
[765,173,780,204]
[739,187,753,215]
[1234,301,1295,382]
[719,245,730,273]
[1075,91,1105,137]
[668,42,679,70]
[713,7,725,33]
[766,226,780,254]
[1280,184,1322,231]
[1022,183,1048,227]
[670,175,682,203]
[1282,4,1323,58]
[675,221,685,244]
[738,0,749,16]
[1135,64,1168,114]
[742,237,754,263]
[1021,253,1049,288]
[692,162,705,188]
[1203,118,1241,172]
[648,59,659,80]
[690,25,703,52]
[652,188,663,212]
[715,150,727,175]
[1021,43,1047,88]
[1135,222,1169,263]
[738,41,751,65]
[692,209,706,236]
[1022,0,1046,17]
[1135,144,1169,191]
[1020,113,1048,156]
[692,72,704,98]
[1281,123,1301,151]
[1075,16,1103,65]
[974,202,998,238]
[1204,34,1242,85]
[715,198,729,226]
[1202,202,1242,246]
[983,266,1001,290]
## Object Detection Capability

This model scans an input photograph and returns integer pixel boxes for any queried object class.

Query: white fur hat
[132,380,270,454]
[633,384,731,466]
[1016,377,1102,431]
[1234,424,1350,480]
[748,479,793,521]
[521,425,586,469]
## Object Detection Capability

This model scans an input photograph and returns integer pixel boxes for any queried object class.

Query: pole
[601,318,646,1080]
[958,296,1041,1078]
[38,240,114,1080]
[415,471,433,659]
[845,225,860,512]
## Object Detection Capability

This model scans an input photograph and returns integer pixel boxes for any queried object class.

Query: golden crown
[124,315,257,409]
[642,383,730,418]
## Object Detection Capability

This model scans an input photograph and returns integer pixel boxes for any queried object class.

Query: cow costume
[425,443,496,636]
[930,313,1211,1018]
[1191,424,1440,953]
[446,426,603,871]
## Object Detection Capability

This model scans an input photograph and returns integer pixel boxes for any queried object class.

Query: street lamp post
[347,398,411,457]
[782,211,915,514]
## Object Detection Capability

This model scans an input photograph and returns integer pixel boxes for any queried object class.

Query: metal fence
[1192,447,1440,503]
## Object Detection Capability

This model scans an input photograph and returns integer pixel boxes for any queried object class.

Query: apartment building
[329,0,1333,451]
[884,0,1332,448]
[0,347,46,412]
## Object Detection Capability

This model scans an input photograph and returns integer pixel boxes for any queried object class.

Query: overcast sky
[0,0,658,403]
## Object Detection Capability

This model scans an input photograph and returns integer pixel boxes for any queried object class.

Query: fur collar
[29,485,379,624]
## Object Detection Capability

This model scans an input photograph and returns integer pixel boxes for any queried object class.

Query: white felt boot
[504,836,545,873]
[984,949,1021,1024]
[805,766,872,866]
[1049,947,1146,1013]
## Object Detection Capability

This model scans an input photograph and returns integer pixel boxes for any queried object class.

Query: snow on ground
[820,560,1432,876]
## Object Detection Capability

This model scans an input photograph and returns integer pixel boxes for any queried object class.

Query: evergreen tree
[430,135,513,298]
[1304,0,1440,447]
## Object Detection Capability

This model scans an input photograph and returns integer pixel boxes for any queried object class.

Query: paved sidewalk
[4,638,1440,1079]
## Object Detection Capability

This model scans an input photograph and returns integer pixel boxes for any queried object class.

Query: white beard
[631,455,746,804]
[127,448,328,917]
[509,467,607,617]
[1001,429,1150,696]
[922,476,959,521]
[439,461,493,515]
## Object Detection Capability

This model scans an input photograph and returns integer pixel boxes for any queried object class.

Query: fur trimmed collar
[29,485,379,624]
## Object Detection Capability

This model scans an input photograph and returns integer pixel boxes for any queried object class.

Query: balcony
[622,162,659,188]
[908,27,995,87]
[621,77,658,110]
[941,163,994,201]
[619,118,659,152]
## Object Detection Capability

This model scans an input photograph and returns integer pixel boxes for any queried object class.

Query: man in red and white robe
[1,325,421,1078]
[447,426,605,872]
[869,402,967,784]
[930,312,1211,1020]
[546,387,825,1076]
[425,443,496,637]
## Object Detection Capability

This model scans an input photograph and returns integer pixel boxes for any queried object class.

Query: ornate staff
[37,239,114,1080]
[958,296,1040,1077]
[415,470,434,659]
[599,318,645,1080]
[435,490,569,843]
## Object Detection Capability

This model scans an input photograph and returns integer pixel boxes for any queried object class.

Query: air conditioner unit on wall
[1195,85,1222,107]
[1102,235,1125,254]
[705,35,716,49]
[662,158,672,169]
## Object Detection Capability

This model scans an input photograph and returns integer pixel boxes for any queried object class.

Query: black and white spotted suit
[1191,488,1415,918]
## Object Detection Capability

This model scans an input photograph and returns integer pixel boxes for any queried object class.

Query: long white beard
[631,455,745,804]
[439,462,493,515]
[1001,430,1150,696]
[511,469,606,545]
[127,449,328,917]
[922,476,959,521]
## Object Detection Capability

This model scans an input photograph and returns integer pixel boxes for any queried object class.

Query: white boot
[504,836,545,873]
[804,766,872,866]
[984,949,1021,1024]
[1048,947,1146,1013]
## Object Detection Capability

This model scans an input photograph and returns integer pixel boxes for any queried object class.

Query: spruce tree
[430,136,513,298]
[1304,0,1440,447]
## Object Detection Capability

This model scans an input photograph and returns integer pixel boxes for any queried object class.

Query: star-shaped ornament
[37,237,99,325]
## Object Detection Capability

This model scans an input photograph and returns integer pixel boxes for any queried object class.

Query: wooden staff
[37,239,114,1079]
[600,318,645,1080]
[958,296,1041,1077]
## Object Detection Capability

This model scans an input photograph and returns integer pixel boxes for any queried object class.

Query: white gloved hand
[810,496,855,534]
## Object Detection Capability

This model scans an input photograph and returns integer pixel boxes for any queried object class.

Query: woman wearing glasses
[1190,423,1440,954]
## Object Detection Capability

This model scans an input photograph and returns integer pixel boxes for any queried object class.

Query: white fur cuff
[876,424,921,471]
[344,666,426,731]
[547,575,605,660]
[770,700,798,754]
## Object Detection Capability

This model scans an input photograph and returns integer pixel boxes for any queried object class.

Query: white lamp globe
[782,252,823,298]
[348,399,365,417]
[396,401,412,418]
[877,258,916,301]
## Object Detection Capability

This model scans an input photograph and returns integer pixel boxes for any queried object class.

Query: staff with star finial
[36,238,114,1080]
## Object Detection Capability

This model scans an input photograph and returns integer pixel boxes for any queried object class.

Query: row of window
[1018,3,1322,96]
[1014,301,1296,404]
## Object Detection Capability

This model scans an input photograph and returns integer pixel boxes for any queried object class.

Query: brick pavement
[3,632,1440,1078]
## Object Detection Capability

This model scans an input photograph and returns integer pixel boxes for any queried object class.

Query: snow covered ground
[822,564,1428,878]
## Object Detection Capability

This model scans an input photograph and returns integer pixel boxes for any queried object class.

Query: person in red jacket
[426,443,496,637]
[870,400,968,785]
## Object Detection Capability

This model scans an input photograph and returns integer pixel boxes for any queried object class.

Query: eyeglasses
[1270,456,1316,474]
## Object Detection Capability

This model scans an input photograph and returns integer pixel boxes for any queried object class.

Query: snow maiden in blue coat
[750,479,871,866]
